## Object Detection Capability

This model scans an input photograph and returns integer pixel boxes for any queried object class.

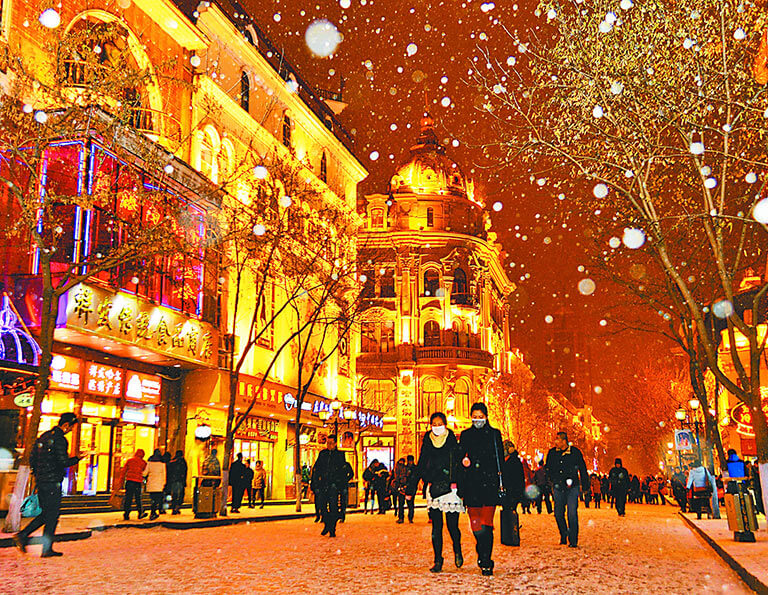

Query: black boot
[454,542,464,568]
[431,531,443,572]
[430,557,443,573]
[474,527,494,575]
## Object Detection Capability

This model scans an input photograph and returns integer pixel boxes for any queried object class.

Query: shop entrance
[234,439,274,498]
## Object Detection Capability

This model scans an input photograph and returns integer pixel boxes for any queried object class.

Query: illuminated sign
[283,394,384,429]
[122,403,157,425]
[235,416,279,442]
[13,392,33,407]
[49,353,83,392]
[731,399,768,438]
[62,283,218,367]
[125,371,162,405]
[85,363,123,397]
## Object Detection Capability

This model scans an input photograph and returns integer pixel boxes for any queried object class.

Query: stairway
[61,493,156,515]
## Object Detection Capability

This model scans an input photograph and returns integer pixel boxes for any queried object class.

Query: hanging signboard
[674,429,695,452]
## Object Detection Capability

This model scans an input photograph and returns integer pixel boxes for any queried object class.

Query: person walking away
[686,460,715,520]
[591,474,602,509]
[313,434,348,537]
[244,460,255,508]
[545,431,590,548]
[404,455,417,523]
[459,402,505,576]
[229,453,246,513]
[167,450,187,515]
[407,412,464,573]
[160,451,171,514]
[601,474,612,508]
[14,413,82,557]
[145,449,166,520]
[501,440,525,547]
[608,458,630,516]
[520,456,534,514]
[630,475,640,504]
[373,462,389,514]
[392,458,409,524]
[671,468,688,512]
[122,449,147,521]
[362,460,377,514]
[253,460,268,508]
[533,460,552,514]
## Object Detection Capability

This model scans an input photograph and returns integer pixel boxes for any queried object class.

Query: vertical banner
[397,370,416,458]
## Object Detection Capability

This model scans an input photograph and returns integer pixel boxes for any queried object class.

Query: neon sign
[0,294,41,365]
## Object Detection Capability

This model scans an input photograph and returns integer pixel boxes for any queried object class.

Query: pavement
[0,503,752,593]
[679,511,768,594]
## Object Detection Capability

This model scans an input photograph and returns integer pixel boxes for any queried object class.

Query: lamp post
[319,399,355,437]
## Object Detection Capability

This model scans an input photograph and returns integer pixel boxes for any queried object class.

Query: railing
[316,87,343,102]
[415,346,494,367]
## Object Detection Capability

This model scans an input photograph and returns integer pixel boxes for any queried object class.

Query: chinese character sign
[49,353,83,391]
[124,372,162,405]
[85,363,123,397]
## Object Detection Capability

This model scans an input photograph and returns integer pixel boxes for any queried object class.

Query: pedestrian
[649,476,659,505]
[459,402,505,576]
[686,460,715,520]
[313,434,348,537]
[658,477,668,505]
[167,450,187,515]
[301,464,311,500]
[122,448,147,521]
[392,457,409,524]
[310,461,323,523]
[608,458,630,517]
[533,459,552,514]
[501,440,525,547]
[339,461,354,522]
[229,453,246,513]
[671,468,687,512]
[520,456,533,514]
[253,460,267,508]
[362,459,377,514]
[373,461,389,514]
[145,449,166,520]
[14,412,82,557]
[244,460,255,508]
[404,454,416,523]
[201,448,221,487]
[160,451,171,514]
[407,411,464,573]
[601,474,611,507]
[630,475,640,504]
[591,474,602,509]
[545,431,590,548]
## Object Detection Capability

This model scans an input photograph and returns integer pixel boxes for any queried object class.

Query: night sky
[244,0,672,451]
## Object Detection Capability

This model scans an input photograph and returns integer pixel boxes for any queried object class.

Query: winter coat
[30,426,79,485]
[533,466,550,492]
[591,476,601,495]
[167,457,188,486]
[458,424,505,507]
[687,466,714,490]
[229,459,246,487]
[144,460,166,493]
[243,466,254,487]
[201,454,221,477]
[313,448,349,493]
[502,452,526,507]
[253,467,267,489]
[408,430,462,498]
[545,445,590,492]
[609,466,630,493]
[123,452,147,483]
[391,461,409,490]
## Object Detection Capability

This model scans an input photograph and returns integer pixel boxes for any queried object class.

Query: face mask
[472,419,486,429]
[431,425,446,436]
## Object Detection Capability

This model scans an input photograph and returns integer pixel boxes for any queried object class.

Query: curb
[678,512,768,594]
[0,529,92,549]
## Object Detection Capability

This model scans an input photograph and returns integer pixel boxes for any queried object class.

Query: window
[423,320,441,346]
[418,377,443,421]
[320,152,327,183]
[361,322,377,353]
[361,379,396,416]
[423,269,439,297]
[370,208,384,229]
[381,320,395,352]
[240,71,250,112]
[282,114,292,148]
[453,378,471,418]
[362,270,375,297]
[218,140,234,187]
[380,268,395,297]
[361,320,395,353]
[452,268,468,304]
[426,207,434,227]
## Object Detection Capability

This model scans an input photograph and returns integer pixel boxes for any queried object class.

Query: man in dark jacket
[229,453,246,513]
[501,441,526,511]
[167,450,188,515]
[15,412,81,557]
[545,431,590,548]
[533,460,552,514]
[608,458,630,516]
[313,434,348,537]
[244,460,255,508]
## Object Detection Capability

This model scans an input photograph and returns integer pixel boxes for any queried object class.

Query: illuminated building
[0,0,372,502]
[356,114,517,463]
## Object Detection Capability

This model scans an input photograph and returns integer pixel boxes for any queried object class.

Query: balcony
[415,346,494,368]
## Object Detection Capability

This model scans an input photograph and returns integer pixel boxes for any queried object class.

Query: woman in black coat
[459,402,504,576]
[407,411,464,573]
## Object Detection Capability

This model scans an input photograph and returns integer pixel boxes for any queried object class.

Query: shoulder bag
[493,432,507,504]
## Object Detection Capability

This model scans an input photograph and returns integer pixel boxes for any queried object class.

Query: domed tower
[355,115,517,462]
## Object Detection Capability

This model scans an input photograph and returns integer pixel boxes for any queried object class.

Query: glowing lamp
[675,409,686,421]
[195,424,212,440]
[343,409,355,420]
[330,399,341,411]
[319,410,331,421]
[689,398,700,410]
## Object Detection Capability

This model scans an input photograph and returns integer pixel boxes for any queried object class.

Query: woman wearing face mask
[407,411,464,573]
[459,402,505,576]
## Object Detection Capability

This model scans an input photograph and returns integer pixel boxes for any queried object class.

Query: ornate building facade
[356,115,517,462]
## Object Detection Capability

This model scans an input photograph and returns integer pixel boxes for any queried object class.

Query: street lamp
[675,409,686,421]
[689,398,700,411]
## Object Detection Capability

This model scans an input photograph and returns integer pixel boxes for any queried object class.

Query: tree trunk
[3,280,57,533]
[293,413,302,512]
[751,403,768,524]
[219,371,240,516]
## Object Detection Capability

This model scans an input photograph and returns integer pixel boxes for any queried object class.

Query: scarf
[429,430,448,449]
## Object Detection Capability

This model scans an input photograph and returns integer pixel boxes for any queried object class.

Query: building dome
[389,113,476,202]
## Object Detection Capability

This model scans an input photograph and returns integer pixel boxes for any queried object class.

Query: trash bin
[724,479,758,542]
[347,481,358,508]
[193,476,221,519]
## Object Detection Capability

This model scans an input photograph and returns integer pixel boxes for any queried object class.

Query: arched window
[361,379,396,416]
[423,269,439,297]
[199,127,220,182]
[381,320,395,352]
[453,378,471,418]
[426,207,434,227]
[452,268,468,304]
[419,377,443,421]
[218,139,234,186]
[370,208,384,229]
[282,114,292,148]
[240,71,250,112]
[320,151,328,182]
[423,320,441,347]
[380,268,395,297]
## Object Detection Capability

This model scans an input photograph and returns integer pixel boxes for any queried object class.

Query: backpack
[29,431,54,473]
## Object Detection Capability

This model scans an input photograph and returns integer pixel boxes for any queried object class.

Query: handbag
[21,492,41,518]
[500,507,520,546]
[429,450,453,499]
[493,433,507,504]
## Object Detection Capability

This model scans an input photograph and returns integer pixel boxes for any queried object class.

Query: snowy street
[1,504,751,594]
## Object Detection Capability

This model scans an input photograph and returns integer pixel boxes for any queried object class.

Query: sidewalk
[679,512,768,593]
[0,503,417,548]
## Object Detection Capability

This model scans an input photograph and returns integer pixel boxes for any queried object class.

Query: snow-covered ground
[0,504,750,594]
